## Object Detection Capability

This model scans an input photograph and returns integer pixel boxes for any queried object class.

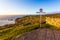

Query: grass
[0,15,60,40]
[0,15,40,40]
[0,23,60,40]
[41,23,60,30]
[0,24,40,40]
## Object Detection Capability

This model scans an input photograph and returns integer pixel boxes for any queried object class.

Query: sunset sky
[0,0,60,15]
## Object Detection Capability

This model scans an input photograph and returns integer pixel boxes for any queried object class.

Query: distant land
[0,15,40,26]
[0,15,24,26]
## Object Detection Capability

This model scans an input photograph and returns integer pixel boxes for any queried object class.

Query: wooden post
[36,8,44,27]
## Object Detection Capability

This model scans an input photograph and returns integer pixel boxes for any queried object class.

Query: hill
[0,15,40,40]
[0,14,60,40]
[45,14,60,29]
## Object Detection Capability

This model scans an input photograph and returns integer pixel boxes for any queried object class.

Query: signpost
[36,8,45,27]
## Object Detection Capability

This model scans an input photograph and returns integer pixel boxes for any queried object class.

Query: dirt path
[14,28,60,40]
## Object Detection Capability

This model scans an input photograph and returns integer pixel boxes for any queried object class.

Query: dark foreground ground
[14,28,60,40]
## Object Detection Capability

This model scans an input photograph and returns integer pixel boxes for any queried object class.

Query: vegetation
[0,24,40,40]
[0,15,60,40]
[46,14,60,28]
[0,15,40,40]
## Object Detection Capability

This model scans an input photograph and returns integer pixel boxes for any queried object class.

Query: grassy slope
[0,24,40,40]
[0,15,60,40]
[45,14,60,28]
[0,15,40,40]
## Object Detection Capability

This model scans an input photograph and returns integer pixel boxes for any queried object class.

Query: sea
[0,15,25,26]
[0,14,40,26]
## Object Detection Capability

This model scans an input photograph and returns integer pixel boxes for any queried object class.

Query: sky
[0,0,60,15]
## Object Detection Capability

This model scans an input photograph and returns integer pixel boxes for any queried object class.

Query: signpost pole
[36,8,43,27]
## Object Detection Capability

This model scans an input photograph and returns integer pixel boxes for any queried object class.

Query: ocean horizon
[0,15,25,26]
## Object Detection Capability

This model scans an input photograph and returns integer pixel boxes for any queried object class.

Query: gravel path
[14,28,60,40]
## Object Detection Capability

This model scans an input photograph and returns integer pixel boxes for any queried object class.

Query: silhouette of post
[36,8,44,27]
[36,8,43,14]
